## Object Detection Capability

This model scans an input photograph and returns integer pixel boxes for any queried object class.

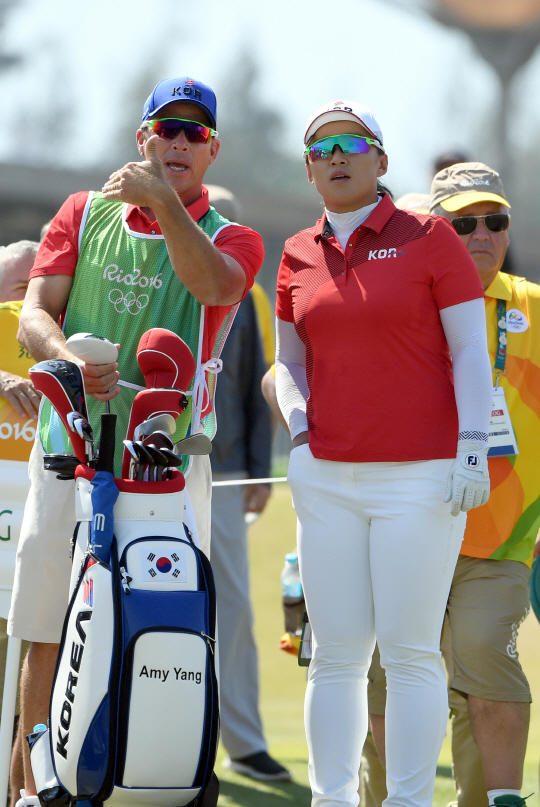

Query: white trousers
[287,445,466,807]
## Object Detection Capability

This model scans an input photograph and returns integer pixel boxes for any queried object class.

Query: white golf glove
[445,440,490,517]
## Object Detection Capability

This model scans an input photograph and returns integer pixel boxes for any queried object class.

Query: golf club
[142,430,174,451]
[174,433,212,456]
[143,444,168,481]
[142,432,173,481]
[134,442,155,481]
[67,411,94,441]
[122,389,185,478]
[67,412,95,463]
[122,439,140,479]
[134,414,176,442]
[96,412,117,475]
[157,448,183,481]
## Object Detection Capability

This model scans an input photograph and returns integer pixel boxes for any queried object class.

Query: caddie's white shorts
[8,439,211,644]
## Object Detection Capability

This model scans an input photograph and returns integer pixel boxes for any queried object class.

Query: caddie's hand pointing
[102,136,174,208]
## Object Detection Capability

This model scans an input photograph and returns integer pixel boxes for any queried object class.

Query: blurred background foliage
[2,0,540,295]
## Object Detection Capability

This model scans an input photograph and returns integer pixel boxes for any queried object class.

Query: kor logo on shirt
[368,248,405,261]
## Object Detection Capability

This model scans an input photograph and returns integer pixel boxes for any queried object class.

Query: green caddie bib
[39,192,237,475]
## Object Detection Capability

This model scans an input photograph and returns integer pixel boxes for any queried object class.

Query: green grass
[216,483,540,806]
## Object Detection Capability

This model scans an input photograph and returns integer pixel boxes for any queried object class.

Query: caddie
[362,162,540,807]
[9,76,264,803]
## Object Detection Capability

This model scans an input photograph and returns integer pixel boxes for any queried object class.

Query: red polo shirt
[276,194,484,462]
[32,186,264,363]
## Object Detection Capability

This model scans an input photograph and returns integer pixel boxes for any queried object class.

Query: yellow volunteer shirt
[461,273,540,565]
[0,302,36,461]
[250,283,275,367]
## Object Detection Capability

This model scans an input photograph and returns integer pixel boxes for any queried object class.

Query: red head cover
[137,329,196,391]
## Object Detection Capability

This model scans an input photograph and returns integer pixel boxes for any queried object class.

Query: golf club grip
[97,413,117,474]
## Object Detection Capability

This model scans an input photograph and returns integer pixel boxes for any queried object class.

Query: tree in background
[207,47,313,203]
[0,0,20,71]
[111,63,169,167]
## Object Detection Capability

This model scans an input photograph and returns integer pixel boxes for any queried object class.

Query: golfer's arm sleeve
[275,317,309,439]
[440,298,492,448]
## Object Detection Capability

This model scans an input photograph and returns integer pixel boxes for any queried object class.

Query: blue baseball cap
[142,77,217,129]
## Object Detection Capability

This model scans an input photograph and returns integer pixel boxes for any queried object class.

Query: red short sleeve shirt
[276,195,485,462]
[32,186,264,362]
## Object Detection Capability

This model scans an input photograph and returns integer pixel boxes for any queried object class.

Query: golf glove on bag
[445,439,490,517]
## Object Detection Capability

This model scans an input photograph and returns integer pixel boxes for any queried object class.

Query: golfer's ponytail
[377,180,394,199]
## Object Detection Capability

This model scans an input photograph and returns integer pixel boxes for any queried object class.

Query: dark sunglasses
[451,214,510,236]
[142,118,218,144]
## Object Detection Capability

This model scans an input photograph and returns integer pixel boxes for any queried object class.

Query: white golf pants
[287,445,466,807]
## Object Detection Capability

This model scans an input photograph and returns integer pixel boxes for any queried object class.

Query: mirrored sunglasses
[142,118,218,144]
[304,133,383,162]
[451,214,510,236]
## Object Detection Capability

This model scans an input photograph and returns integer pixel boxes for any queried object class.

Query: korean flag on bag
[140,545,188,583]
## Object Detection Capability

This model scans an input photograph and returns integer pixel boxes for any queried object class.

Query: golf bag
[35,465,219,807]
[28,328,223,807]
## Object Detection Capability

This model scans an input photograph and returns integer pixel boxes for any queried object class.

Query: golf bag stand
[30,466,219,807]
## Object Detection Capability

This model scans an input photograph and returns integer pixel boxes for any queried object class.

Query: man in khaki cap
[361,162,540,807]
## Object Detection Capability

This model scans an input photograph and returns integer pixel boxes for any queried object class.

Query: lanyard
[494,299,506,384]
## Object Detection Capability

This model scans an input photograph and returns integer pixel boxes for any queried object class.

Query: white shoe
[15,790,40,807]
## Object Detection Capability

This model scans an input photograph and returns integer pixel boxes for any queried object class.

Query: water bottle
[28,723,70,807]
[281,552,304,635]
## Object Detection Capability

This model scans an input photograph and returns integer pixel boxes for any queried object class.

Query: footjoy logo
[368,248,402,260]
[465,453,480,468]
[56,610,92,759]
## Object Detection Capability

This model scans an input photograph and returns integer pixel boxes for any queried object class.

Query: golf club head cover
[137,329,196,392]
[122,388,186,478]
[29,360,88,463]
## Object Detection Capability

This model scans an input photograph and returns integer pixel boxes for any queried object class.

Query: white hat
[304,101,384,150]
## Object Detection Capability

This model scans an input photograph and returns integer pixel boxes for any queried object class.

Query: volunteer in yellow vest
[431,163,536,807]
[0,241,40,807]
[10,76,264,803]
[0,242,41,457]
[363,163,538,807]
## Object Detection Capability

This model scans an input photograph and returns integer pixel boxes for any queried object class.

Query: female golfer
[275,101,492,807]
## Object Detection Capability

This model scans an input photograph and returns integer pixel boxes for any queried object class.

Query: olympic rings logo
[108,288,150,315]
